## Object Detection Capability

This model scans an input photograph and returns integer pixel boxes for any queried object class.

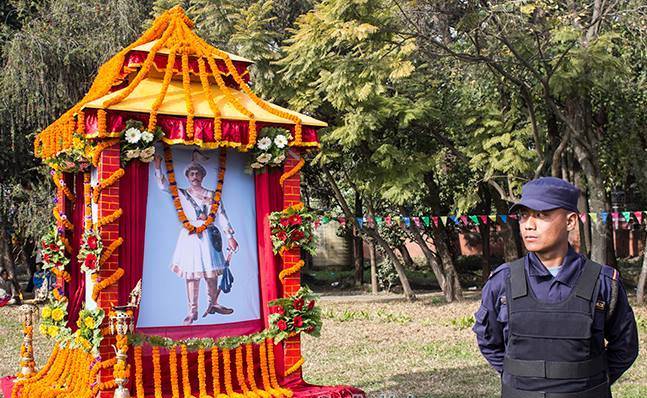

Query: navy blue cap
[510,177,580,213]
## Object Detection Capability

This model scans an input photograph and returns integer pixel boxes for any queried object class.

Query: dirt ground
[1,292,645,398]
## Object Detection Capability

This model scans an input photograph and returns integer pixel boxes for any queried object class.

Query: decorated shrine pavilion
[1,6,363,398]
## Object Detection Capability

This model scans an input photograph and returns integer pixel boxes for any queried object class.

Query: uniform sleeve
[605,278,639,384]
[217,203,234,240]
[154,165,170,192]
[473,271,506,373]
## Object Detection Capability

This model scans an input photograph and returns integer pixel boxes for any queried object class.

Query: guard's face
[518,208,577,254]
[187,169,204,187]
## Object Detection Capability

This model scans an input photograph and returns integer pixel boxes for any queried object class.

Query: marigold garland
[99,237,124,267]
[181,53,195,140]
[279,156,304,187]
[97,208,123,229]
[169,347,181,398]
[91,139,120,166]
[196,57,223,142]
[163,145,226,235]
[278,260,304,285]
[235,345,257,398]
[52,172,76,203]
[52,268,72,283]
[197,348,209,398]
[222,348,244,398]
[53,207,74,231]
[135,345,145,398]
[92,267,125,301]
[246,343,270,398]
[211,347,222,397]
[97,109,107,137]
[284,357,304,377]
[266,338,293,398]
[153,346,163,398]
[258,340,280,398]
[180,344,193,398]
[92,168,125,203]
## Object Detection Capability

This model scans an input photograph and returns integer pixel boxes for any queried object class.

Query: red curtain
[118,160,150,315]
[66,173,86,329]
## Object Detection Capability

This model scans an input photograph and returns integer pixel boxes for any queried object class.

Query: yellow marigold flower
[47,325,59,338]
[84,316,95,329]
[51,308,65,322]
[41,307,52,319]
[39,324,48,336]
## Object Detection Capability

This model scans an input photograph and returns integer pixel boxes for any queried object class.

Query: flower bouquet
[269,203,318,255]
[74,308,105,354]
[78,229,103,274]
[249,127,291,171]
[268,287,321,342]
[48,134,91,172]
[120,120,164,166]
[39,300,71,341]
[40,227,70,271]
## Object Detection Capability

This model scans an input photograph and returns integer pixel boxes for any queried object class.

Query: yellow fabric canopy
[82,77,327,127]
[131,40,254,64]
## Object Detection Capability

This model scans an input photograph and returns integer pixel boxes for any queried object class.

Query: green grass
[1,296,645,398]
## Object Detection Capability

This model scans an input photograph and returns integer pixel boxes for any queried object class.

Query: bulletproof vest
[502,258,610,398]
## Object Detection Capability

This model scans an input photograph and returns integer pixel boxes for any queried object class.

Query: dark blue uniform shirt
[473,247,639,384]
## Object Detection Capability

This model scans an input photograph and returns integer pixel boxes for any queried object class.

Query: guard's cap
[510,177,580,213]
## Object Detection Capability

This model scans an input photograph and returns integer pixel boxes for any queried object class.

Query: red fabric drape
[83,109,320,147]
[118,160,149,312]
[66,174,86,329]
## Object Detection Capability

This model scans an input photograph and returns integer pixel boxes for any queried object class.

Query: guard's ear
[565,211,578,232]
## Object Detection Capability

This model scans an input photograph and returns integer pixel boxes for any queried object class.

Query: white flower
[274,134,288,149]
[125,149,140,159]
[250,162,264,169]
[140,146,155,158]
[140,155,154,163]
[257,137,272,151]
[257,153,272,164]
[141,131,154,144]
[273,154,286,164]
[124,127,142,144]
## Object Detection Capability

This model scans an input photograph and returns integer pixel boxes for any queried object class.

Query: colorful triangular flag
[634,211,643,224]
[403,216,410,227]
[479,215,489,225]
[375,216,383,225]
[469,215,479,225]
[461,215,469,225]
[413,217,421,227]
[500,215,508,223]
[579,213,587,223]
[589,213,598,224]
[622,211,632,223]
[356,217,364,228]
[489,215,497,223]
[440,216,448,226]
[422,216,430,227]
[449,215,458,224]
[385,215,392,226]
[600,212,608,224]
[322,216,330,224]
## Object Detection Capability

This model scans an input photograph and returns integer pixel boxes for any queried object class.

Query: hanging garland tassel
[99,237,123,267]
[92,268,125,301]
[284,357,305,377]
[97,208,123,229]
[163,145,227,235]
[92,168,125,203]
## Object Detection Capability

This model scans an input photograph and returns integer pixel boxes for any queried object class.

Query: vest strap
[510,258,527,299]
[503,354,607,379]
[574,260,602,301]
[502,381,609,398]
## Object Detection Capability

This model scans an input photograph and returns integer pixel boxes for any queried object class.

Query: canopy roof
[35,6,324,160]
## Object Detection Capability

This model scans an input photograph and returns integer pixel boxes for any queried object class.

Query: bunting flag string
[318,211,647,230]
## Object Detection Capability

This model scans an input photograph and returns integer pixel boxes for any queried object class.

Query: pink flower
[290,230,305,241]
[279,218,290,227]
[277,231,288,242]
[293,316,303,328]
[84,253,97,270]
[307,300,316,310]
[288,214,303,226]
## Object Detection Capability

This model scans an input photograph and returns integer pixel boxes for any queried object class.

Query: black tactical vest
[502,258,610,398]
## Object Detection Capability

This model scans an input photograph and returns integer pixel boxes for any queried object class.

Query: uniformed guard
[473,177,639,398]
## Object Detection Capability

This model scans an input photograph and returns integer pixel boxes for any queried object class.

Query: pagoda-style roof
[35,6,324,160]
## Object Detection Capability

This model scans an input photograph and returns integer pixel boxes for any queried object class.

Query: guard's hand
[154,154,162,169]
[228,238,238,252]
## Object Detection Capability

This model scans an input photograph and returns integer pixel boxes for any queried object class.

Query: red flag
[479,215,488,225]
[579,213,587,223]
[432,216,439,227]
[635,211,644,224]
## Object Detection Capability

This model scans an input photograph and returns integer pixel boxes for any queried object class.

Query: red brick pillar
[281,153,303,380]
[96,145,122,398]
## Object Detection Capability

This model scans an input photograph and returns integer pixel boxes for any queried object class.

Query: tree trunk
[322,166,415,300]
[436,225,463,301]
[495,196,520,262]
[399,243,415,269]
[369,239,378,294]
[353,192,364,286]
[637,233,647,305]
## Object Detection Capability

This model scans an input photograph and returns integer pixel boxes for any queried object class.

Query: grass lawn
[0,293,645,398]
